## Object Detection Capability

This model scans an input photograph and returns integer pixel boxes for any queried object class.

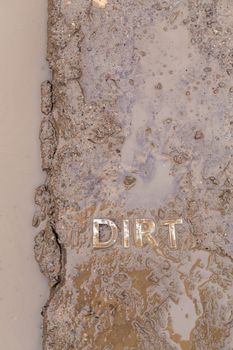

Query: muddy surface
[35,1,233,349]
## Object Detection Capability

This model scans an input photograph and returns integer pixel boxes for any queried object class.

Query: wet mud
[34,1,233,349]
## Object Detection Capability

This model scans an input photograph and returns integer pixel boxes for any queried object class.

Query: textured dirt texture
[34,1,233,349]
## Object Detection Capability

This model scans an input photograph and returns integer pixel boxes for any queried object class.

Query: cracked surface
[34,1,233,349]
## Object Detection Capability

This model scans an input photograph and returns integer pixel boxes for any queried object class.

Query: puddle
[0,1,50,349]
[125,158,174,210]
[121,20,200,210]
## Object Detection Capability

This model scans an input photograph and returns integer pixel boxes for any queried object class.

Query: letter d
[93,219,118,249]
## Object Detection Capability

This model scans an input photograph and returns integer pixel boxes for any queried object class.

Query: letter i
[123,220,130,248]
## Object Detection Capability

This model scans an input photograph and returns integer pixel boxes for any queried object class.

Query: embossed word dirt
[93,218,183,249]
[34,1,233,349]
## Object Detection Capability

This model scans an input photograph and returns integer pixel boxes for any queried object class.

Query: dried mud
[34,1,233,349]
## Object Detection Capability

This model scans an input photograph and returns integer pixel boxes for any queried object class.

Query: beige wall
[0,1,49,349]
